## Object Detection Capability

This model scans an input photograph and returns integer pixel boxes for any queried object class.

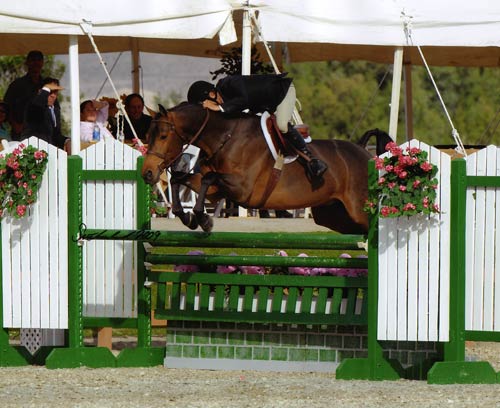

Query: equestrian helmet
[187,81,216,104]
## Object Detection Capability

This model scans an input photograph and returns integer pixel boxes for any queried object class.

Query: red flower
[420,161,433,172]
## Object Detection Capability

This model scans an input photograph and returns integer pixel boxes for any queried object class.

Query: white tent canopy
[0,1,499,67]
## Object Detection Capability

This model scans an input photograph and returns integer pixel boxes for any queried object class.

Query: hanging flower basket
[0,144,48,219]
[364,142,440,218]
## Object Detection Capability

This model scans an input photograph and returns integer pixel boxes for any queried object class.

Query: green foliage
[364,142,439,218]
[0,144,48,219]
[152,90,182,110]
[288,61,500,146]
[210,46,273,79]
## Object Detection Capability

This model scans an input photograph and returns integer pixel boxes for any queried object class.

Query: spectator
[22,78,66,148]
[4,50,45,140]
[0,101,11,141]
[80,99,115,142]
[120,93,152,143]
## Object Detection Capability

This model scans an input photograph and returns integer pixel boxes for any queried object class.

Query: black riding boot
[284,124,328,179]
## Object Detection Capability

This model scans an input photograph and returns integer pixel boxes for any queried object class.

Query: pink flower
[14,171,23,179]
[398,170,408,179]
[16,205,26,217]
[385,165,394,172]
[420,161,433,172]
[216,265,238,274]
[241,265,265,275]
[422,197,430,208]
[173,250,204,273]
[288,253,311,276]
[403,202,416,211]
[380,206,391,217]
[377,177,386,185]
[413,179,421,189]
[34,150,46,160]
[407,147,421,155]
[399,185,406,192]
[432,204,440,212]
[374,157,385,170]
[387,182,396,189]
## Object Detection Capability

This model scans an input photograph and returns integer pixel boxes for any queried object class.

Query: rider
[187,74,328,180]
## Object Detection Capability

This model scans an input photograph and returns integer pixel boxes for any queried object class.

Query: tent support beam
[388,47,403,143]
[404,62,413,140]
[69,35,81,155]
[131,38,140,94]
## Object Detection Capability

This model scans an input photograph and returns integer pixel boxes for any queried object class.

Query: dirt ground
[1,343,500,408]
[2,217,500,407]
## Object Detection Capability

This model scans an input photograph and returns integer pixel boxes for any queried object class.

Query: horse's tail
[356,128,393,156]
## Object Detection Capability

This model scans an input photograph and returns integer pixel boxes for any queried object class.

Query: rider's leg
[275,84,328,179]
[283,124,328,179]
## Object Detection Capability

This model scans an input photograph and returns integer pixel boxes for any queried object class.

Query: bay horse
[142,103,391,234]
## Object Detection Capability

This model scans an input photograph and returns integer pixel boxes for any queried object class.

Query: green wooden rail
[151,272,368,326]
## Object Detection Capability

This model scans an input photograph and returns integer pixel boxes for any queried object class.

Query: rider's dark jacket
[215,73,292,115]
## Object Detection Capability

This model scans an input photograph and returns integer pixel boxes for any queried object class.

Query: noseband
[146,109,210,171]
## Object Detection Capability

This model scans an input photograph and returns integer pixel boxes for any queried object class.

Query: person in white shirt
[80,99,114,142]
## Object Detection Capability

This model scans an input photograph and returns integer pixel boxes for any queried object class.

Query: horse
[141,103,392,234]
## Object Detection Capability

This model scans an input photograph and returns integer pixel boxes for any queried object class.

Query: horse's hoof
[198,214,213,233]
[185,212,200,230]
[175,211,199,230]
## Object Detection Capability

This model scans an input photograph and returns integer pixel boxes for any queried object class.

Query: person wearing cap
[22,78,66,148]
[187,74,328,181]
[3,50,45,140]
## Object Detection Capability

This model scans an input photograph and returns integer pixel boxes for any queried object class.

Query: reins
[146,109,210,171]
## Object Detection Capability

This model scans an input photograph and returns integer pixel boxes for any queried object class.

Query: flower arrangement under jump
[364,142,440,218]
[0,144,48,218]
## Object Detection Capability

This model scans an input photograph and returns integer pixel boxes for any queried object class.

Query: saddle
[260,112,311,163]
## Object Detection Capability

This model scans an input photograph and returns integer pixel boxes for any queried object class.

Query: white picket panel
[2,137,68,329]
[465,146,500,332]
[80,139,141,319]
[377,140,451,342]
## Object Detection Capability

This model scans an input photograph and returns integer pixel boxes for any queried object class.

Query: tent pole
[239,8,252,217]
[388,47,403,143]
[131,38,140,94]
[404,62,413,140]
[69,35,81,155]
[241,8,252,75]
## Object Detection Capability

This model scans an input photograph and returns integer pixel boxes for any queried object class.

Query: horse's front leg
[193,172,219,233]
[170,172,199,230]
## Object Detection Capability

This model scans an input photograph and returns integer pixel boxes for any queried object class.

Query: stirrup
[306,158,328,179]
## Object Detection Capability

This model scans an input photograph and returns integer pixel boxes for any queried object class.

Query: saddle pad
[260,112,297,165]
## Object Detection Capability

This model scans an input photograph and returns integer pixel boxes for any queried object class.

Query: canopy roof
[0,0,499,67]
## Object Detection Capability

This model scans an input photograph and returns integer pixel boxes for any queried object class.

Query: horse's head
[142,103,209,185]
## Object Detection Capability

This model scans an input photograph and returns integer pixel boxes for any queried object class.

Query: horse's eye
[160,134,168,140]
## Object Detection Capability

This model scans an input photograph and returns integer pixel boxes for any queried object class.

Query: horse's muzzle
[142,169,159,185]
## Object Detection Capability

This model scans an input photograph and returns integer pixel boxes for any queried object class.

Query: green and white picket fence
[1,137,500,383]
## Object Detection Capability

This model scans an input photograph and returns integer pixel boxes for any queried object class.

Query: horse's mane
[168,101,259,121]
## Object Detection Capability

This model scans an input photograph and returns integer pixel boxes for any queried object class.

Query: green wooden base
[45,347,117,369]
[336,357,404,381]
[427,361,500,384]
[0,345,32,366]
[116,347,166,367]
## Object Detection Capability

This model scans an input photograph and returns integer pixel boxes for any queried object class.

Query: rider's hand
[202,99,222,111]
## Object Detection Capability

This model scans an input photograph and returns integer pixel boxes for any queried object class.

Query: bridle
[146,109,210,171]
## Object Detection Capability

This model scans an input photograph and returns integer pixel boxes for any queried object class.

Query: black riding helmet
[187,80,216,104]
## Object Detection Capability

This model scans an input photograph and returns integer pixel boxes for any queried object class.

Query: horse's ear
[158,104,168,115]
[146,105,157,117]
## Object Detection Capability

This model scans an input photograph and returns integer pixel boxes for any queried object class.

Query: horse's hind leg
[170,172,199,230]
[193,172,218,233]
[312,202,367,234]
